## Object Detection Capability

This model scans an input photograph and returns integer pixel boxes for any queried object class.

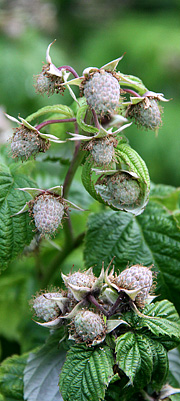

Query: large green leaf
[0,352,29,400]
[148,338,169,390]
[83,199,180,313]
[168,348,180,387]
[137,300,180,339]
[26,104,75,122]
[24,330,66,401]
[0,163,36,271]
[115,332,153,388]
[59,344,114,401]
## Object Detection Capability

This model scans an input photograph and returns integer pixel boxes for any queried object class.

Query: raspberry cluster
[31,263,154,345]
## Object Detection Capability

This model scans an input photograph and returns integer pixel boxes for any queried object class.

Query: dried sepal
[34,41,70,96]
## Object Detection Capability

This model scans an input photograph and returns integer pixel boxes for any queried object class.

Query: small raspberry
[73,310,106,344]
[64,270,96,300]
[89,137,115,166]
[66,271,96,288]
[32,193,64,236]
[127,97,162,130]
[34,64,65,96]
[34,72,56,96]
[116,265,153,308]
[98,172,141,206]
[11,126,49,161]
[31,291,63,322]
[83,71,120,116]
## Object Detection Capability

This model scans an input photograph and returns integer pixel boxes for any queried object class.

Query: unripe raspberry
[116,265,153,308]
[73,310,106,344]
[11,127,48,161]
[83,71,120,116]
[66,271,96,288]
[32,291,63,322]
[127,97,162,130]
[34,72,56,96]
[34,67,65,96]
[102,172,141,206]
[65,271,96,300]
[32,193,64,236]
[89,137,115,166]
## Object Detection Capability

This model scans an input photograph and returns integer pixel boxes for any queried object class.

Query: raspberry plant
[0,41,180,401]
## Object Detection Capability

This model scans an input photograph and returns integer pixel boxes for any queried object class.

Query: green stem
[63,140,85,199]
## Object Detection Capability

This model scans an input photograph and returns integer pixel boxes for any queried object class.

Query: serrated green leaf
[138,301,180,339]
[76,104,99,134]
[148,338,169,390]
[150,184,180,211]
[143,300,179,321]
[24,330,66,401]
[0,352,29,400]
[168,348,180,387]
[83,197,180,314]
[115,332,140,383]
[115,333,153,388]
[59,344,114,401]
[0,163,35,271]
[26,104,74,122]
[115,143,150,191]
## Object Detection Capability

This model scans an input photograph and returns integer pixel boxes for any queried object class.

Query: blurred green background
[0,0,180,367]
[0,0,180,186]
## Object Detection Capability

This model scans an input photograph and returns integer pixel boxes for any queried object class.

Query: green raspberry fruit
[73,310,105,343]
[32,193,64,236]
[32,292,63,322]
[66,271,96,288]
[97,172,141,207]
[90,137,115,166]
[127,97,162,130]
[116,265,153,308]
[34,72,56,96]
[83,71,120,116]
[11,127,48,161]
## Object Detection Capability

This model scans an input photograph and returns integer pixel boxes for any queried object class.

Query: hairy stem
[87,294,109,317]
[107,291,128,317]
[122,88,141,98]
[35,118,76,131]
[63,140,85,199]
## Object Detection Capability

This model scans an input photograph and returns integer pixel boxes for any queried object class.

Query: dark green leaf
[0,352,29,400]
[168,348,180,387]
[83,198,180,313]
[138,300,180,339]
[0,163,35,271]
[150,183,180,211]
[24,330,66,401]
[115,332,153,388]
[148,338,168,390]
[59,344,114,401]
